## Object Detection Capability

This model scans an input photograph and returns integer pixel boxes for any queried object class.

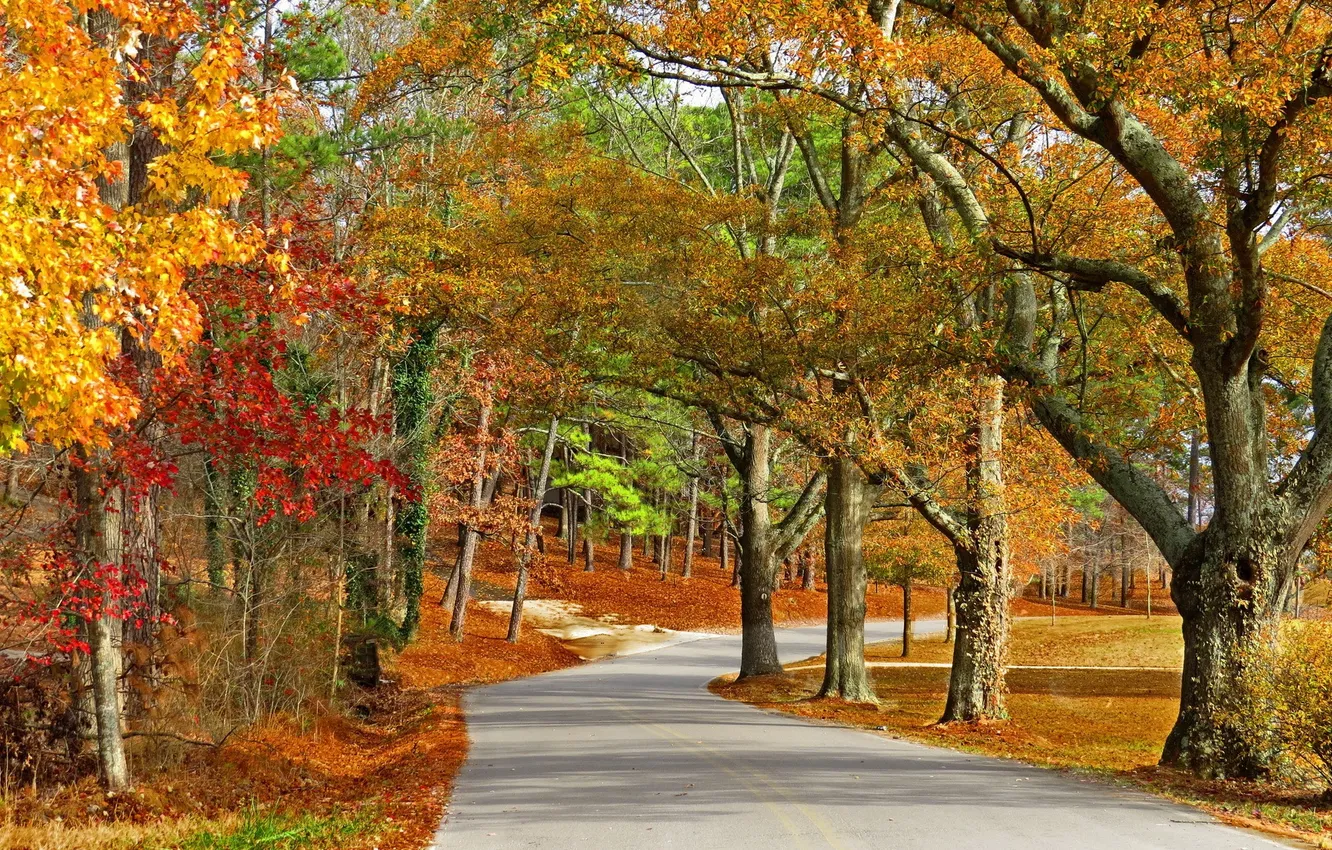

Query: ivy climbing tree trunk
[392,326,436,642]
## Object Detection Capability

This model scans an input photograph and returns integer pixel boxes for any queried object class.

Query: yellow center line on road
[607,697,851,850]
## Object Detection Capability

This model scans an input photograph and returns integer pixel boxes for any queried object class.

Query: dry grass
[0,817,217,850]
[2,571,579,850]
[714,613,1332,846]
[858,615,1185,668]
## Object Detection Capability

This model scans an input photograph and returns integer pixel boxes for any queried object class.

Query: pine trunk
[618,533,633,571]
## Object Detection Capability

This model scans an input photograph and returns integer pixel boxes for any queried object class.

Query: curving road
[432,621,1290,849]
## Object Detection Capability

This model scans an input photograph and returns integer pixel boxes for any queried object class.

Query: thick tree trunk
[583,537,594,572]
[701,519,713,558]
[941,376,1010,723]
[508,415,558,643]
[1160,524,1290,777]
[618,532,633,571]
[737,425,780,678]
[941,546,1009,721]
[818,456,880,701]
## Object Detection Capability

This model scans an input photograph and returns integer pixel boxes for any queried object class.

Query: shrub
[1235,620,1332,789]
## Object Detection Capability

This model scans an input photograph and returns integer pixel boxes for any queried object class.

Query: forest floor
[0,533,1144,850]
[713,614,1332,848]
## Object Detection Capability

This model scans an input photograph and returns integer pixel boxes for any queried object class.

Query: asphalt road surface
[432,620,1290,849]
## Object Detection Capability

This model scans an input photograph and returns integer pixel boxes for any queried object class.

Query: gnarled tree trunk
[940,375,1011,723]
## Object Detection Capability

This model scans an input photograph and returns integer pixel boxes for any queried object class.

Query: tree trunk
[1160,526,1290,778]
[701,519,713,558]
[1088,558,1100,609]
[901,579,913,658]
[394,327,436,641]
[566,488,578,566]
[203,456,227,589]
[801,549,816,591]
[583,536,594,572]
[618,532,633,571]
[449,379,494,642]
[683,432,700,578]
[818,456,880,701]
[940,376,1011,723]
[945,583,956,643]
[4,456,18,500]
[508,415,558,643]
[941,546,1009,722]
[737,425,780,678]
[659,525,670,580]
[73,454,130,793]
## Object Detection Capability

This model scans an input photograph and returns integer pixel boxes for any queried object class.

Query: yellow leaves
[0,0,282,451]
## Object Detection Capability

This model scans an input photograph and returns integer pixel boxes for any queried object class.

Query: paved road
[432,621,1290,849]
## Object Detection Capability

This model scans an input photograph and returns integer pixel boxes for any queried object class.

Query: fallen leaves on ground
[471,532,945,632]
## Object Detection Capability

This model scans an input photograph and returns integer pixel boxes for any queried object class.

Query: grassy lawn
[714,614,1332,847]
[861,614,1185,668]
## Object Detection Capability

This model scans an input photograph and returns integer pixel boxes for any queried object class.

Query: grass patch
[177,809,379,849]
[0,808,383,850]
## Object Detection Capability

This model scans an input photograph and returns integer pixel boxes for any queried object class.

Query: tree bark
[683,432,700,577]
[944,583,956,643]
[449,379,493,642]
[73,453,130,793]
[1160,522,1291,777]
[940,376,1011,723]
[736,425,780,676]
[618,532,633,571]
[508,415,558,643]
[818,456,881,701]
[901,579,913,658]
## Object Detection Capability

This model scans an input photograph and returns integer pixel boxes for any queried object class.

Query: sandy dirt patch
[476,599,710,660]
